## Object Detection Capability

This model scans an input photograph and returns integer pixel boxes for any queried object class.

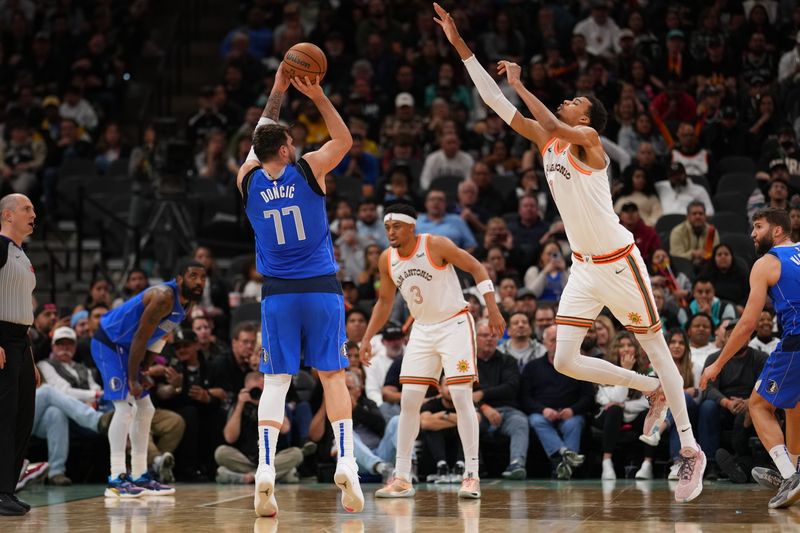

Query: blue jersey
[768,245,800,338]
[243,159,337,279]
[98,280,186,350]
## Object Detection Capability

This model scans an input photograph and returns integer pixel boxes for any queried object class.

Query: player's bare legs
[319,369,364,513]
[786,407,800,468]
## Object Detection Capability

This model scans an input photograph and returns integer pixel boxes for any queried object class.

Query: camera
[249,387,263,400]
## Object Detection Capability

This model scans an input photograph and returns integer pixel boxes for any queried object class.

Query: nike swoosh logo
[391,261,399,267]
[615,266,626,274]
[680,427,690,433]
[416,253,425,258]
[457,320,465,325]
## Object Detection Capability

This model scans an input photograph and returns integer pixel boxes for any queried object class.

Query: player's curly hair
[586,96,608,134]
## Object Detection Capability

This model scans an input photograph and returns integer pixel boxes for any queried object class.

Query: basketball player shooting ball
[434,2,705,502]
[237,61,363,515]
[700,208,800,508]
[360,203,506,499]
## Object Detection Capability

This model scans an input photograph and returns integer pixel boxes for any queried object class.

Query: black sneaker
[0,493,26,516]
[716,449,748,484]
[769,472,800,509]
[10,494,30,512]
[501,461,527,480]
[450,461,465,483]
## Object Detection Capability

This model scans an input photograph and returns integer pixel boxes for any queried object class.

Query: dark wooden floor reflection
[5,479,800,532]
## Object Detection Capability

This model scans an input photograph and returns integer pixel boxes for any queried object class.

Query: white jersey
[541,138,633,255]
[388,234,467,325]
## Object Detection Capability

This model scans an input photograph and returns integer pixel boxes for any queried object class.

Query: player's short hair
[384,202,417,220]
[252,123,290,162]
[175,258,205,278]
[585,96,608,134]
[753,207,791,235]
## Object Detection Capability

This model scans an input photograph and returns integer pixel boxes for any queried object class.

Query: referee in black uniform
[0,194,38,516]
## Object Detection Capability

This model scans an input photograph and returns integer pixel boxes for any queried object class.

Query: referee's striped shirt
[0,236,36,326]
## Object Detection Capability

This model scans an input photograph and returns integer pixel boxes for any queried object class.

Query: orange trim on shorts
[573,243,634,264]
[445,375,476,386]
[555,315,594,328]
[566,151,593,175]
[397,235,421,260]
[424,234,447,270]
[540,137,558,157]
[466,313,478,385]
[399,376,440,388]
[625,255,659,327]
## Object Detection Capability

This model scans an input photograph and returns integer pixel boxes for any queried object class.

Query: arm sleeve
[462,55,518,125]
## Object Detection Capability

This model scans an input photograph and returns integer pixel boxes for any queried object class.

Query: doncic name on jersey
[260,184,296,203]
[395,267,433,289]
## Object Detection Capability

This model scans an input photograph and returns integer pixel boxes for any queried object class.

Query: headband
[383,213,416,225]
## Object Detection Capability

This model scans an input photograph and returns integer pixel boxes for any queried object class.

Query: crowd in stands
[10,0,800,488]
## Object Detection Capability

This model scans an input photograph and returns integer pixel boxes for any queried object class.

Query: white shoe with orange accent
[375,476,415,498]
[458,473,481,499]
[254,466,278,517]
[334,460,364,513]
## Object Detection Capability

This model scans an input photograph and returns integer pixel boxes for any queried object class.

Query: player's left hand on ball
[488,310,506,337]
[290,75,324,100]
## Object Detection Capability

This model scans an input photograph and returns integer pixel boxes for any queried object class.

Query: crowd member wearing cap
[37,327,102,403]
[655,162,715,216]
[379,93,424,148]
[700,105,751,161]
[70,310,89,338]
[498,311,546,370]
[0,193,37,515]
[30,302,59,362]
[669,200,719,266]
[618,202,661,265]
[657,29,693,81]
[697,321,768,482]
[153,327,226,481]
[362,322,405,421]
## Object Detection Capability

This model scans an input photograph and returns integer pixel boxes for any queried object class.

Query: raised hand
[497,60,522,86]
[432,3,460,44]
[290,75,325,102]
[274,64,291,93]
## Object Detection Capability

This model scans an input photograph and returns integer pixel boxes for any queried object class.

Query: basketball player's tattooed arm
[127,286,174,398]
[291,75,352,193]
[359,249,398,367]
[700,255,779,389]
[428,235,507,337]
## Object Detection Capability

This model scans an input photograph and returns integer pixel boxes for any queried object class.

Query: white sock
[636,331,697,449]
[332,419,354,461]
[258,374,292,471]
[554,326,660,391]
[130,396,155,479]
[770,445,796,479]
[395,385,427,481]
[450,384,480,477]
[108,399,135,478]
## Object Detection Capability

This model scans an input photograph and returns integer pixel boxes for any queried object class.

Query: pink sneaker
[674,445,706,503]
[643,386,667,438]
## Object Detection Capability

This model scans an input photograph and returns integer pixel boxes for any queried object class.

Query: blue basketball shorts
[755,349,800,409]
[259,291,348,375]
[90,338,150,401]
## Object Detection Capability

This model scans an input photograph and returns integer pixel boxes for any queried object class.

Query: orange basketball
[282,42,327,82]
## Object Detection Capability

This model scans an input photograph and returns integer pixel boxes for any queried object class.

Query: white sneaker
[668,462,680,481]
[254,467,278,517]
[602,459,616,480]
[635,461,654,480]
[639,428,661,447]
[334,459,364,513]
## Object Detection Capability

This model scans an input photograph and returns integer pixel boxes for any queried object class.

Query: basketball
[282,42,327,82]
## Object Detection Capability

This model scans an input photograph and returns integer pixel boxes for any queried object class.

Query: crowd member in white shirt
[363,323,406,421]
[748,308,779,354]
[37,327,103,404]
[655,162,714,215]
[572,0,620,60]
[418,132,475,190]
[778,31,800,84]
[686,313,718,384]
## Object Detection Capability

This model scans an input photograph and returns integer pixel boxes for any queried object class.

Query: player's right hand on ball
[359,341,373,367]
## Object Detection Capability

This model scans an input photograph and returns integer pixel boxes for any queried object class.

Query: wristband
[477,279,495,295]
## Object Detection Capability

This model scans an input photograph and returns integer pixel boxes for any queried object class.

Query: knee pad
[259,373,292,422]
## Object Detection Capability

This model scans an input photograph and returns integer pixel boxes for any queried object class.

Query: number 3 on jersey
[263,206,306,245]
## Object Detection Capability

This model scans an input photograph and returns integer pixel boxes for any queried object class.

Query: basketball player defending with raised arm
[434,2,705,502]
[237,68,363,516]
[700,208,800,509]
[92,259,206,498]
[359,203,506,499]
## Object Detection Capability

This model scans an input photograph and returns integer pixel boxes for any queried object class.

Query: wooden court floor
[4,480,800,532]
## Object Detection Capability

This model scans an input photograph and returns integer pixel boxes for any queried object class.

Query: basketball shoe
[334,459,364,513]
[254,466,278,517]
[458,473,481,499]
[132,473,175,495]
[375,475,415,498]
[769,472,800,509]
[674,444,706,502]
[105,473,145,498]
[752,467,782,490]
